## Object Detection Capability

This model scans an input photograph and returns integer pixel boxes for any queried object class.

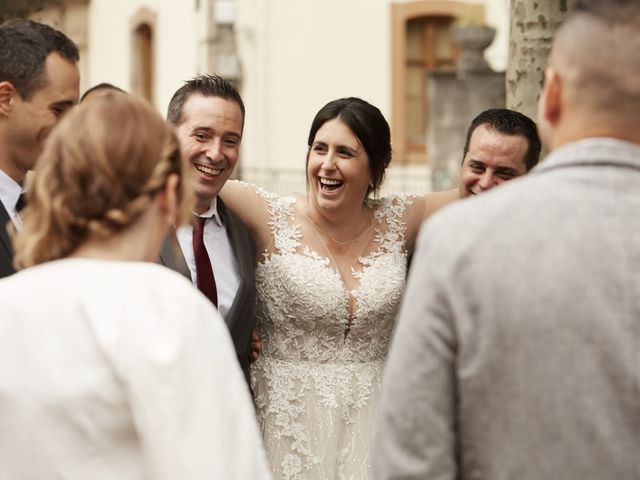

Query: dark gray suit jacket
[0,203,16,279]
[159,198,256,385]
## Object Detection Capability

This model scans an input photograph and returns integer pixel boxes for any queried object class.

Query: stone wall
[427,25,505,191]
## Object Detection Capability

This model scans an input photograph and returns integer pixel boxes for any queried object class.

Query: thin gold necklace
[303,206,374,245]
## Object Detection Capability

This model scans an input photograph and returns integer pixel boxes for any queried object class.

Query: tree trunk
[506,0,577,121]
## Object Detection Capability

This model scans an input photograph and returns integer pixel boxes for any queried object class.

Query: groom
[161,74,256,386]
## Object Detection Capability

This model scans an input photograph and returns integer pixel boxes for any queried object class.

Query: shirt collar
[194,196,223,227]
[535,137,640,175]
[0,168,24,215]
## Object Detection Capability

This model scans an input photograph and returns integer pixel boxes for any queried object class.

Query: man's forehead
[183,94,241,116]
[180,94,243,132]
[35,52,80,102]
[472,125,527,148]
[467,128,528,167]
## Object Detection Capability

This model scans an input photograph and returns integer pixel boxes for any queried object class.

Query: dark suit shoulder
[0,203,16,278]
[217,197,257,258]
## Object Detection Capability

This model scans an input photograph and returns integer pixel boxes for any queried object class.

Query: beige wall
[483,0,509,71]
[237,0,391,176]
[86,0,202,114]
[236,0,509,185]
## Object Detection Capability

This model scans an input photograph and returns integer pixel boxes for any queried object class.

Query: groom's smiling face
[174,94,244,213]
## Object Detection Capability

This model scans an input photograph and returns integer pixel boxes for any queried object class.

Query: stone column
[428,25,505,191]
[453,24,495,75]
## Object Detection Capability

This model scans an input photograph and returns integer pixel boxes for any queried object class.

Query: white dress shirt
[0,259,271,479]
[176,197,242,320]
[0,169,24,229]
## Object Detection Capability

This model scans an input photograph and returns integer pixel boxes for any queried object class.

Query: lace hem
[252,355,383,480]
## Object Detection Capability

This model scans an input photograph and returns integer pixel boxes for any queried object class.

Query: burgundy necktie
[192,216,218,307]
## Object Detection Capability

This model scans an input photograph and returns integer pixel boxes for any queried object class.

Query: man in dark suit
[162,74,256,385]
[0,19,80,278]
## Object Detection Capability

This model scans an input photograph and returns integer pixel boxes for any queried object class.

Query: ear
[0,81,17,117]
[540,67,562,126]
[155,173,179,227]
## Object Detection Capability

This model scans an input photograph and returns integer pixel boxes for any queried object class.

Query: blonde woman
[0,93,270,479]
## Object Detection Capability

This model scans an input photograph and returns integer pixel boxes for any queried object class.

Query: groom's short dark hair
[166,74,245,130]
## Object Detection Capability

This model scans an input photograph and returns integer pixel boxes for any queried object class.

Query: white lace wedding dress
[250,189,412,480]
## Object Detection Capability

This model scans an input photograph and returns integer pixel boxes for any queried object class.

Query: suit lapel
[218,198,254,280]
[217,198,254,326]
[158,203,254,286]
[159,230,191,279]
[0,205,12,254]
[0,203,16,277]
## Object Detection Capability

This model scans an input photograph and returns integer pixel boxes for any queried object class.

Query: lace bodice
[254,190,413,363]
[249,187,414,479]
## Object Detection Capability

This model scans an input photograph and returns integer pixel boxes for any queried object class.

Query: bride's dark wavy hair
[12,92,193,268]
[306,97,392,198]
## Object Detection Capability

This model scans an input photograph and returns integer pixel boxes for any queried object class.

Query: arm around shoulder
[423,188,460,219]
[402,188,460,254]
[219,180,274,252]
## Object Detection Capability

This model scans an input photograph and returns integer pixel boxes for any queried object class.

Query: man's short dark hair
[80,82,126,102]
[0,19,79,100]
[166,74,245,128]
[462,108,541,172]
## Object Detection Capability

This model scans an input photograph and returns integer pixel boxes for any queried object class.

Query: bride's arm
[219,180,273,252]
[403,188,460,254]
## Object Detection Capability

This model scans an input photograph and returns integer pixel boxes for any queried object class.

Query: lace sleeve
[368,193,418,255]
[225,181,288,256]
[232,182,300,257]
[263,194,300,256]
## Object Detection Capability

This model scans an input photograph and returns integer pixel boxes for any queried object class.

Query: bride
[221,97,458,479]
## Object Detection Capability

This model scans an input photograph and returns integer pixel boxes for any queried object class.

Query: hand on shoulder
[402,188,460,255]
[423,188,460,219]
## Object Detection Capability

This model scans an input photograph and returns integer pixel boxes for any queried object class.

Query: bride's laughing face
[307,118,372,214]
